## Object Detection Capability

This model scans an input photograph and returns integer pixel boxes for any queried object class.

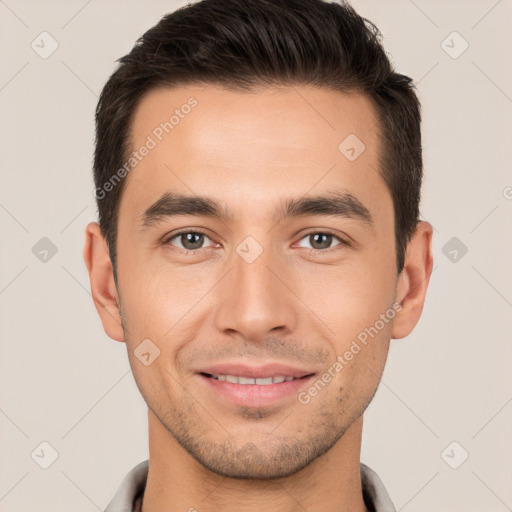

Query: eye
[163,229,348,254]
[164,230,216,251]
[295,231,346,252]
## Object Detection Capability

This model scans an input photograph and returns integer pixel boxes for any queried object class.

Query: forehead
[120,84,388,225]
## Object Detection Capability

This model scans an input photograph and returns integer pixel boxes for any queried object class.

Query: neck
[141,411,368,512]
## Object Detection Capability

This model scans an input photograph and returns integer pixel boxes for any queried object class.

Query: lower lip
[199,374,315,408]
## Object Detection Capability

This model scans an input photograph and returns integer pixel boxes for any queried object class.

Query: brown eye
[296,231,345,252]
[165,231,214,251]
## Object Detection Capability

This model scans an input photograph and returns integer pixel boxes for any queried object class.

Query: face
[113,84,400,478]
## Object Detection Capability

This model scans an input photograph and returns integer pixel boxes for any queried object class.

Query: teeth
[238,376,256,384]
[254,377,273,385]
[210,374,296,385]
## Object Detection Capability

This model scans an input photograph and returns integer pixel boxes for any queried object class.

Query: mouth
[200,372,314,385]
[197,366,316,408]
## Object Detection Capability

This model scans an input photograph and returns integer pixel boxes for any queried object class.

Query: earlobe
[83,222,125,342]
[391,221,434,340]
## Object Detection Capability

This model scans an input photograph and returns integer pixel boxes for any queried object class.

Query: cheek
[127,354,180,421]
[297,258,395,394]
[118,245,205,326]
[330,317,392,409]
[119,261,221,361]
[296,259,394,337]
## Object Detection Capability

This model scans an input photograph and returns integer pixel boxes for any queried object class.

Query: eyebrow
[139,190,374,229]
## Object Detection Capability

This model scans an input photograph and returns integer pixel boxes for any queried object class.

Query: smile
[199,371,315,407]
[204,373,301,385]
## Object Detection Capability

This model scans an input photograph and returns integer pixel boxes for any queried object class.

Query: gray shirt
[104,459,396,512]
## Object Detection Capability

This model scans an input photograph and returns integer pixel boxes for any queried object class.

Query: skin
[84,84,433,512]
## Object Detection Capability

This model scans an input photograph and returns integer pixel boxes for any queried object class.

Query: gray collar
[104,460,396,512]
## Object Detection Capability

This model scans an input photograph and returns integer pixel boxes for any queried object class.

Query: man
[83,0,433,510]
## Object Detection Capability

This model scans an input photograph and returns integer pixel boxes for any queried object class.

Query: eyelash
[162,229,349,255]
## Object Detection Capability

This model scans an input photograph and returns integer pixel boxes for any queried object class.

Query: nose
[213,241,298,343]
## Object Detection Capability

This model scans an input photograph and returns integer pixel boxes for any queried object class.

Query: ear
[83,222,125,342]
[392,221,434,339]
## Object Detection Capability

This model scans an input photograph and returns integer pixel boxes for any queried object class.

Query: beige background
[1,0,511,510]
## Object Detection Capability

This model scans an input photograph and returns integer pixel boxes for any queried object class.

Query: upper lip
[197,362,315,379]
